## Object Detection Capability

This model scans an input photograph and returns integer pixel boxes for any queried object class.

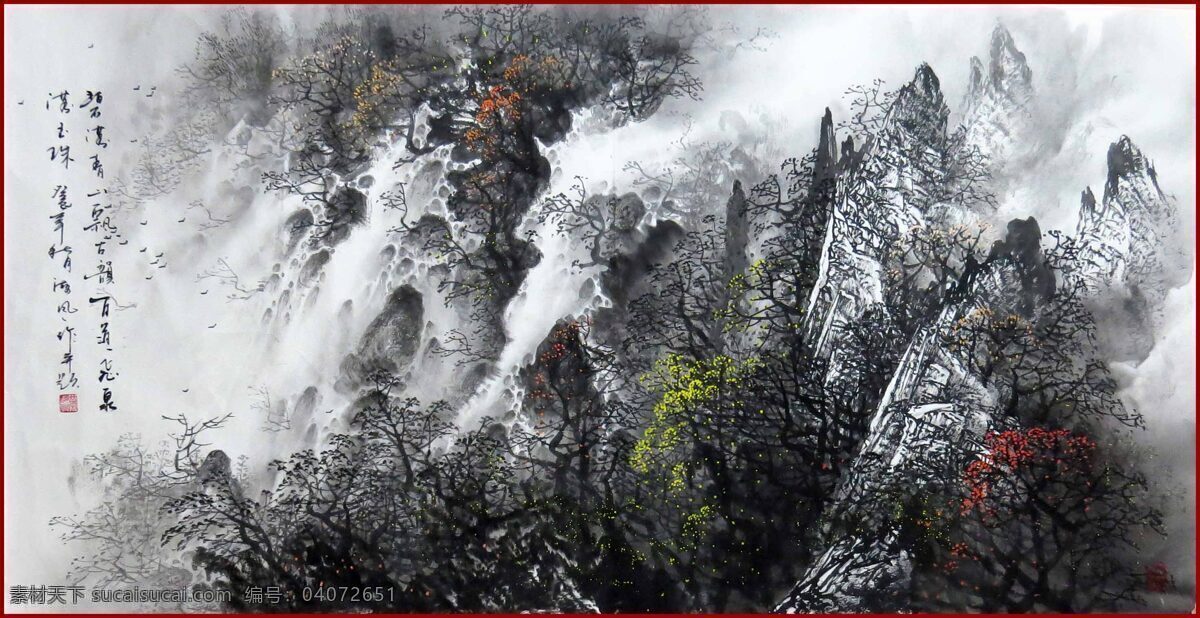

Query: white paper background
[4,4,1194,611]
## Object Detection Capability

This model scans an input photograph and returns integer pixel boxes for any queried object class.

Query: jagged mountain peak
[1079,136,1169,230]
[967,55,987,97]
[962,23,1033,124]
[1105,135,1161,198]
[909,62,942,100]
[988,23,1032,98]
[1075,136,1188,306]
[1072,136,1189,364]
[957,23,1035,190]
[888,63,949,139]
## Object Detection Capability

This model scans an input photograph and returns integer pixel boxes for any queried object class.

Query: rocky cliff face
[779,218,1055,611]
[803,63,950,359]
[773,61,965,611]
[1070,136,1191,362]
[1077,137,1190,295]
[777,26,1187,612]
[960,24,1034,175]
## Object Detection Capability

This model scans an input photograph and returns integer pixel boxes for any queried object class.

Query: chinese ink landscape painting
[3,4,1196,613]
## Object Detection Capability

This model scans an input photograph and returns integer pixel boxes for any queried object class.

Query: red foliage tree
[911,426,1161,612]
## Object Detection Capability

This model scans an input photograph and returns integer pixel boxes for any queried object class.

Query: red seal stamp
[59,393,78,413]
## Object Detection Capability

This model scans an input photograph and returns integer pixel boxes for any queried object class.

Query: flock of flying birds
[10,43,290,407]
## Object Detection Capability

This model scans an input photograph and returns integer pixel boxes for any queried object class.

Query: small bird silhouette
[177,217,186,223]
[207,323,217,329]
[200,290,209,295]
[182,388,190,393]
[139,220,148,226]
[133,85,140,91]
[87,43,94,49]
[139,247,147,253]
[144,275,153,280]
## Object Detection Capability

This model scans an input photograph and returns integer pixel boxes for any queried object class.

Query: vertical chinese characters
[47,88,121,413]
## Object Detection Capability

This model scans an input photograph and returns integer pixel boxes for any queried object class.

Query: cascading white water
[162,104,707,466]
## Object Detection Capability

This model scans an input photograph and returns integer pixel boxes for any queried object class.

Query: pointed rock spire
[962,23,1033,119]
[1105,135,1161,200]
[813,107,838,186]
[724,180,750,280]
[987,23,1033,102]
[1076,136,1187,301]
[967,56,986,99]
[911,62,942,100]
[890,63,949,142]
